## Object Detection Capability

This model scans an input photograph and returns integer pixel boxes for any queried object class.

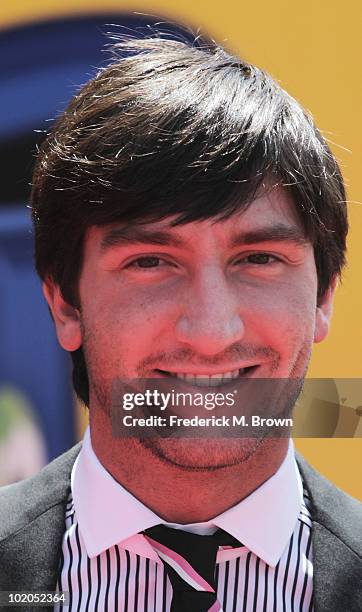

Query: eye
[124,255,180,271]
[235,253,280,265]
[126,256,164,269]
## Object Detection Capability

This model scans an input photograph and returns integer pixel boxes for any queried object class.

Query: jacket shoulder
[0,443,81,542]
[296,452,362,558]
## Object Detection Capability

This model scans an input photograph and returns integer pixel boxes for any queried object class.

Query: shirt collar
[72,428,302,566]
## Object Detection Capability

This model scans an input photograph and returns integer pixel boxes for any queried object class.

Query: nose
[175,265,245,356]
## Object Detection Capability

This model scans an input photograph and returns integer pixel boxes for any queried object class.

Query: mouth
[154,366,259,387]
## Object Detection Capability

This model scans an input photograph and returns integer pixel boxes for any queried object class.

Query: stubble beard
[81,322,311,471]
[139,370,306,471]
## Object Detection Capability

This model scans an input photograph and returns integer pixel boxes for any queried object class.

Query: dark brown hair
[31,36,348,404]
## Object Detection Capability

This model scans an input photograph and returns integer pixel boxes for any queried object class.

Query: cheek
[245,280,317,346]
[102,284,176,333]
[80,281,177,366]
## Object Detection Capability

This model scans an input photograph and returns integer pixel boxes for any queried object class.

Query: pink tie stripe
[208,601,223,612]
[145,535,216,593]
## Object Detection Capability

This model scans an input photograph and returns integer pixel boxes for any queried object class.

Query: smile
[156,366,258,387]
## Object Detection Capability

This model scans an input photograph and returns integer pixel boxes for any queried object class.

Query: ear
[314,276,338,344]
[43,279,82,351]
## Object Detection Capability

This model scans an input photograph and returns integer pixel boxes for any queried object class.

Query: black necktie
[144,524,242,612]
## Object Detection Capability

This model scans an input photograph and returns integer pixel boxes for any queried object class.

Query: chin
[139,437,264,471]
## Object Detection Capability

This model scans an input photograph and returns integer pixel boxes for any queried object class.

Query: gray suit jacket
[0,445,361,611]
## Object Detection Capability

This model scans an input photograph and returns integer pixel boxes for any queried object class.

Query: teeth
[174,369,242,387]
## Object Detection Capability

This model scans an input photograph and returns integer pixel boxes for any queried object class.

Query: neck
[90,410,289,523]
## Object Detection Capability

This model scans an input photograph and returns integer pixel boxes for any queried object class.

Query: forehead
[85,186,308,250]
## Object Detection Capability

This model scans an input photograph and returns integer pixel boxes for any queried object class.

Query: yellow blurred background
[1,0,361,498]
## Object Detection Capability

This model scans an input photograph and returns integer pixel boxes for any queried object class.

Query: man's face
[47,187,335,468]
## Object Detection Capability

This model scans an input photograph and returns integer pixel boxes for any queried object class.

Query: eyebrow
[230,225,309,248]
[100,223,309,252]
[100,227,185,251]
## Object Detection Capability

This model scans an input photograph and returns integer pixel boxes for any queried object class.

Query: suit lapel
[296,453,362,612]
[311,521,362,612]
[0,443,81,600]
[0,498,68,591]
